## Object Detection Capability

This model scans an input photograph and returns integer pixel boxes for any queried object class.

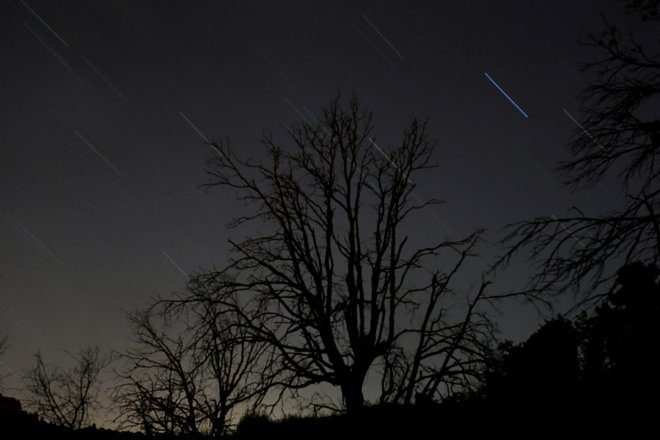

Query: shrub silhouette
[482,262,660,433]
[484,316,580,419]
[578,262,660,413]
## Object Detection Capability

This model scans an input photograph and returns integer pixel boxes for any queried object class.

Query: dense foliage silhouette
[577,262,660,413]
[481,261,660,434]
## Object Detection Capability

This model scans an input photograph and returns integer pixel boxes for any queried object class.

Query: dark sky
[0,0,636,393]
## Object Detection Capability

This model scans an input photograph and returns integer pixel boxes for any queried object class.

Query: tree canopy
[167,95,497,413]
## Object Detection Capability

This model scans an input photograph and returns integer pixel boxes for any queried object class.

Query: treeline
[479,262,660,430]
[3,259,658,438]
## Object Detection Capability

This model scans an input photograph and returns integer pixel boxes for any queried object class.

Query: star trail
[484,72,529,118]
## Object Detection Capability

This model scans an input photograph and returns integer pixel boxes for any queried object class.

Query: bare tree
[500,3,659,306]
[23,346,109,429]
[378,266,496,405]
[114,283,274,437]
[114,308,201,436]
[188,94,495,412]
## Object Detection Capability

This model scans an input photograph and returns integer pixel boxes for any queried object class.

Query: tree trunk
[341,373,366,413]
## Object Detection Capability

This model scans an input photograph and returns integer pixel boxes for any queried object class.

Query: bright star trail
[484,72,529,118]
[562,107,607,151]
[162,251,188,278]
[22,21,73,72]
[361,13,405,61]
[0,0,632,410]
[16,222,65,266]
[179,111,210,143]
[19,0,69,48]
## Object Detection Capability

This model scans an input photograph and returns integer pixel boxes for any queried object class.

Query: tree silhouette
[500,2,659,305]
[23,346,109,430]
[115,284,274,437]
[114,308,203,436]
[484,316,580,414]
[482,261,660,430]
[180,94,496,412]
[578,262,660,405]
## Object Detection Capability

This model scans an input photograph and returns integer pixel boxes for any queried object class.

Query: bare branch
[183,94,496,412]
[23,346,109,429]
[498,10,659,304]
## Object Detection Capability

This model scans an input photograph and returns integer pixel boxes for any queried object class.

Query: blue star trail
[484,72,529,118]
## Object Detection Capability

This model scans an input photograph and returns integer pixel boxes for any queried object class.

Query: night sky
[0,0,637,395]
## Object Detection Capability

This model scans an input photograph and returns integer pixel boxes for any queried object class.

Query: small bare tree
[114,309,201,436]
[188,94,496,412]
[115,282,274,437]
[23,346,109,429]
